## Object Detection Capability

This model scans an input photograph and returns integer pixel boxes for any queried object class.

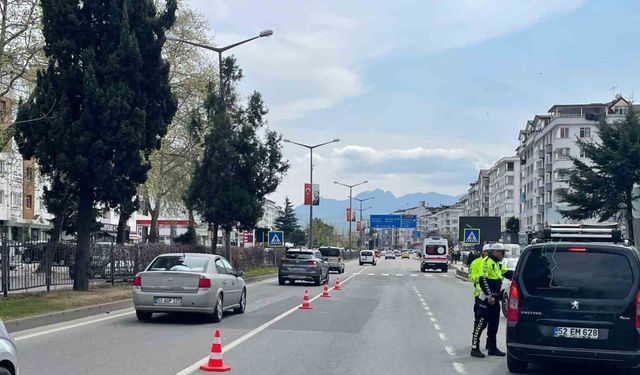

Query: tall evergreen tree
[187,57,289,258]
[15,0,177,290]
[561,108,640,241]
[274,197,299,238]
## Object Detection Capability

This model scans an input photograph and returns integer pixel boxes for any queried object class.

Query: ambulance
[421,237,449,273]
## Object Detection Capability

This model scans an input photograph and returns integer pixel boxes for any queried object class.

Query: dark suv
[506,224,640,373]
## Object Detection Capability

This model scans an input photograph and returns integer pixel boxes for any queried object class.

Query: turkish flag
[304,183,312,205]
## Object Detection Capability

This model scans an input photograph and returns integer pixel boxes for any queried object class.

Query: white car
[0,319,18,375]
[501,256,520,317]
[359,250,376,266]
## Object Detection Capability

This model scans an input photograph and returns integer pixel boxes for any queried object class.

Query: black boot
[470,348,485,358]
[488,347,506,357]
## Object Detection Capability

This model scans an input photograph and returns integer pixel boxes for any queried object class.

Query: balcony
[546,201,552,209]
[538,149,545,159]
[537,204,544,214]
[537,168,544,177]
[545,163,553,171]
[545,183,552,192]
[545,144,552,154]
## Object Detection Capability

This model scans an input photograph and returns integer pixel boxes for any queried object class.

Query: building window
[0,190,4,205]
[556,148,570,160]
[558,127,569,139]
[507,162,514,172]
[506,176,514,185]
[579,127,591,138]
[580,150,586,158]
[25,194,32,209]
[615,107,628,115]
[25,167,34,181]
[11,192,21,207]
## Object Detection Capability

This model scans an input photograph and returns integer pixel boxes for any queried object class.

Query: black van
[506,225,640,373]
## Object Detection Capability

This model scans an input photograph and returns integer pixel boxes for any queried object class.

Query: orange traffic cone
[334,277,342,291]
[321,284,331,298]
[299,289,313,309]
[200,329,231,372]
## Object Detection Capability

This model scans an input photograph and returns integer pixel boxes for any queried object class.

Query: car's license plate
[554,327,599,339]
[154,297,181,305]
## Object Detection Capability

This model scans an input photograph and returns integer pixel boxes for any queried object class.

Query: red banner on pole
[304,183,312,205]
[346,208,352,222]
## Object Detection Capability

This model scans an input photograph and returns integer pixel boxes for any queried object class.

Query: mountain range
[294,189,459,229]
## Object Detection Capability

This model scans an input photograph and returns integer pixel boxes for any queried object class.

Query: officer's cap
[482,244,491,251]
[490,243,506,251]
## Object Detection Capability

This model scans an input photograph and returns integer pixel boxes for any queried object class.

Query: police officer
[469,244,490,344]
[471,243,513,358]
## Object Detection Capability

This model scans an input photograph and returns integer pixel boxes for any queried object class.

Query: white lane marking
[419,297,425,303]
[445,346,456,356]
[434,324,441,331]
[428,311,433,317]
[14,310,135,341]
[430,317,437,323]
[367,273,376,276]
[395,274,403,276]
[175,269,366,375]
[410,274,418,277]
[422,302,428,307]
[424,274,433,278]
[441,274,450,278]
[439,333,448,341]
[381,273,389,276]
[453,362,467,374]
[246,278,278,288]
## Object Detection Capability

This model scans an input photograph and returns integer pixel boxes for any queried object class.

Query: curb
[455,268,469,282]
[4,273,279,333]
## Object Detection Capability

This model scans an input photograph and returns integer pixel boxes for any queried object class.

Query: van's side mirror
[323,257,329,262]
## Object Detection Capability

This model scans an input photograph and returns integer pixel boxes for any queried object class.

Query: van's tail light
[635,289,640,329]
[507,280,520,322]
[307,260,318,265]
[198,276,212,288]
[132,275,141,286]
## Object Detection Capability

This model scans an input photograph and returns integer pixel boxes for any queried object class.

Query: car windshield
[521,247,633,299]
[319,248,341,257]
[285,251,314,259]
[148,256,208,272]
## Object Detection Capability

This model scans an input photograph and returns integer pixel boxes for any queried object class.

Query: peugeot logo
[571,301,580,310]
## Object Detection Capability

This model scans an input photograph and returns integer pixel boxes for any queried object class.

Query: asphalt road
[13,257,622,375]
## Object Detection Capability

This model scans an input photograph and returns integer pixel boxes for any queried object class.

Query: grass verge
[1,283,131,321]
[243,266,278,279]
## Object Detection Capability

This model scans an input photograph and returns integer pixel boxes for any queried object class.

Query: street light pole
[167,29,274,108]
[334,180,368,250]
[354,196,374,250]
[166,30,273,259]
[283,139,340,248]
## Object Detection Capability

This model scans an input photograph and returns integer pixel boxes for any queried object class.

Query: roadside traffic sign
[464,228,480,244]
[268,231,284,247]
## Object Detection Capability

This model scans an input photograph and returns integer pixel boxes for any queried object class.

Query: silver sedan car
[133,253,246,322]
[0,320,18,375]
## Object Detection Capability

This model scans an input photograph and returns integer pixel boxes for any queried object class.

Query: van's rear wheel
[507,351,527,373]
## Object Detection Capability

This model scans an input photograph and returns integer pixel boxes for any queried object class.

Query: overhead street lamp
[166,29,273,105]
[283,138,340,249]
[334,180,368,250]
[354,196,375,250]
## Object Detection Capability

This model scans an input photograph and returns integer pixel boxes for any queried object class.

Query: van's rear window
[361,251,372,256]
[425,245,447,256]
[320,248,341,257]
[521,248,633,299]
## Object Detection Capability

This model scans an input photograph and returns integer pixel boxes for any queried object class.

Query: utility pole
[334,180,368,250]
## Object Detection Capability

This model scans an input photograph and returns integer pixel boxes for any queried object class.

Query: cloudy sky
[187,0,640,206]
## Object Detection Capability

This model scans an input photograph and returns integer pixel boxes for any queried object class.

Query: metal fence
[0,241,296,297]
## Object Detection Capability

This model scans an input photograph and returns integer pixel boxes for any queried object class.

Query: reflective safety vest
[478,257,508,297]
[469,256,486,297]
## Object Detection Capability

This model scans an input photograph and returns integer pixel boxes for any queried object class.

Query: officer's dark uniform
[471,249,513,358]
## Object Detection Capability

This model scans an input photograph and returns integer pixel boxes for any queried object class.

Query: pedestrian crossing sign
[268,231,284,247]
[464,228,480,244]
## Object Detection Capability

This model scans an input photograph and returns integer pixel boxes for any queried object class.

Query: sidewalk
[450,262,469,281]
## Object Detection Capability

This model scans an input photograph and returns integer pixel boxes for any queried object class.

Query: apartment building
[257,199,280,230]
[487,156,520,231]
[517,96,632,235]
[467,170,490,216]
[427,205,463,240]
